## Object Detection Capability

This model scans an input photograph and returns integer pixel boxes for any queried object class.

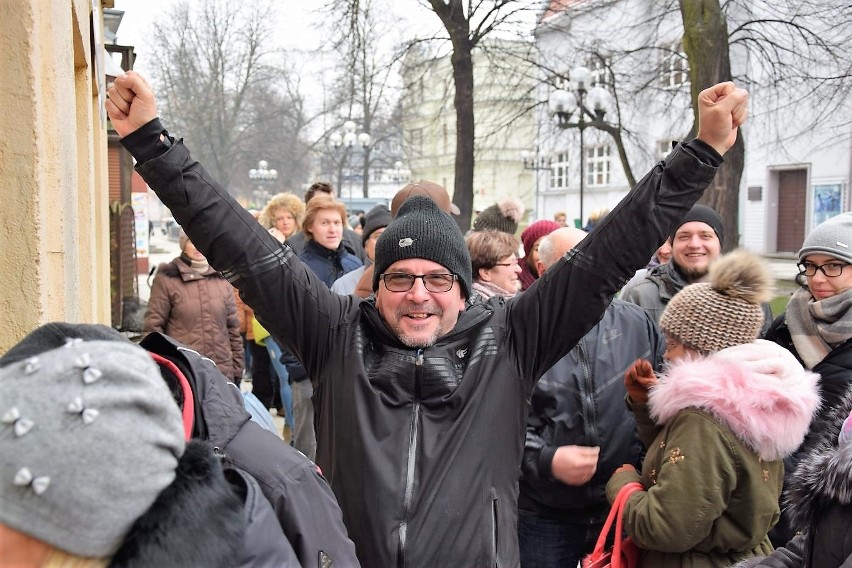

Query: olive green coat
[606,341,820,568]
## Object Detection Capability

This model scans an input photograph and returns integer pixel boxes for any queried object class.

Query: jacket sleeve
[731,533,805,567]
[612,412,739,553]
[126,131,350,384]
[143,272,172,335]
[225,290,244,381]
[269,455,360,567]
[506,141,720,384]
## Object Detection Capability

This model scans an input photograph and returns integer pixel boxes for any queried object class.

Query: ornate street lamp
[248,160,278,208]
[548,66,612,225]
[330,121,371,199]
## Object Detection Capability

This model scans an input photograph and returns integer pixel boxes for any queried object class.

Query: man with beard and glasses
[621,204,772,330]
[106,70,748,567]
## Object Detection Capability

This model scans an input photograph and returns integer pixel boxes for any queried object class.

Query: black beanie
[362,204,393,245]
[671,204,724,247]
[373,196,472,298]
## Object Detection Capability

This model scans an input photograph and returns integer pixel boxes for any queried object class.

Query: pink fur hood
[649,339,821,461]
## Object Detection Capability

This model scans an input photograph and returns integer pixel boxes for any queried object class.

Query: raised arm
[507,82,747,382]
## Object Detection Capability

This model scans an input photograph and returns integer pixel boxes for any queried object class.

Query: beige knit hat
[659,249,773,354]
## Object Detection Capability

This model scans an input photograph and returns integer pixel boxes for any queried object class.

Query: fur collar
[785,389,852,531]
[108,441,243,567]
[649,340,820,461]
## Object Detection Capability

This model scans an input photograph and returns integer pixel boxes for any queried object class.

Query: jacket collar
[649,340,821,460]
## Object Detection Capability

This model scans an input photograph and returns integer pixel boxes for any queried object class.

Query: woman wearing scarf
[465,230,523,300]
[764,211,852,547]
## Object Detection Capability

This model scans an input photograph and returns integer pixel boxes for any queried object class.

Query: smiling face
[803,253,852,300]
[671,221,721,281]
[479,254,522,293]
[375,258,466,348]
[307,208,344,250]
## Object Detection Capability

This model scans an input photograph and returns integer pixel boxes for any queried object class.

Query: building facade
[401,39,540,223]
[0,1,115,352]
[534,0,850,247]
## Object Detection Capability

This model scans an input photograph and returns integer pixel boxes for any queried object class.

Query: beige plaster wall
[0,0,111,353]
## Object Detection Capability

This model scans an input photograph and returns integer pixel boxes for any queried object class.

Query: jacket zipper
[398,349,424,568]
[578,341,598,444]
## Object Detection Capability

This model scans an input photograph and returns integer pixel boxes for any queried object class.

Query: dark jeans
[518,510,603,568]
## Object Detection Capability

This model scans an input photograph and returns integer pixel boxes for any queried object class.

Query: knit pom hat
[373,195,472,298]
[670,204,724,247]
[362,204,393,245]
[0,338,185,558]
[799,212,852,265]
[473,197,525,234]
[660,249,773,354]
[521,220,560,256]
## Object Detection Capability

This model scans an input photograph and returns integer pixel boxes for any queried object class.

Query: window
[550,152,569,189]
[587,56,612,87]
[586,145,611,186]
[657,139,674,159]
[661,41,689,88]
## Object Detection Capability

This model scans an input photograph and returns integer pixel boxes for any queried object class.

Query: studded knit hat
[659,249,773,354]
[362,204,393,245]
[373,195,472,297]
[670,204,724,248]
[799,212,852,265]
[0,339,185,558]
[472,197,525,235]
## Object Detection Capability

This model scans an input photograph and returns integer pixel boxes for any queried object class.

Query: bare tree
[538,0,851,250]
[318,0,404,199]
[148,0,310,199]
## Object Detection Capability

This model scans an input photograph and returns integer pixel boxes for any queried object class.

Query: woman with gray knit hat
[605,249,820,567]
[763,211,852,547]
[0,338,259,566]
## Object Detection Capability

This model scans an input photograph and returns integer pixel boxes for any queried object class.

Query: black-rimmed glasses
[797,261,849,278]
[380,273,457,293]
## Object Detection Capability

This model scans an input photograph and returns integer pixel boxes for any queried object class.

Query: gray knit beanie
[472,197,525,235]
[659,249,773,354]
[798,212,852,264]
[0,339,185,558]
[373,195,472,297]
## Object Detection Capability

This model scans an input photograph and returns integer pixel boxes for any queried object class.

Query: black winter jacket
[734,391,852,568]
[519,299,664,521]
[125,118,720,567]
[140,332,359,568]
[764,313,852,546]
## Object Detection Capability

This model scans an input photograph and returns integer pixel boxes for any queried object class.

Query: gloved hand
[625,359,657,404]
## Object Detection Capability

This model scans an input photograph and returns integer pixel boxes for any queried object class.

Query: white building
[534,0,850,248]
[400,39,540,220]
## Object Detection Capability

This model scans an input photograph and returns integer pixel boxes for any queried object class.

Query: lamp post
[329,120,371,200]
[520,147,551,221]
[248,160,277,209]
[547,66,611,226]
[392,161,412,183]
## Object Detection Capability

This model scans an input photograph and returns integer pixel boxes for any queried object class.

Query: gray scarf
[785,287,852,369]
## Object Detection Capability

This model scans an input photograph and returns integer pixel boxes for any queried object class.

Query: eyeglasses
[493,263,516,267]
[380,273,457,293]
[797,261,849,278]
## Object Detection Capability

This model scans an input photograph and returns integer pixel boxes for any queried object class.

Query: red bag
[582,481,644,568]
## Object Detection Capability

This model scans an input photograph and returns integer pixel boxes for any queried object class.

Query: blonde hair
[466,230,520,277]
[259,193,305,230]
[302,194,347,240]
[43,547,109,568]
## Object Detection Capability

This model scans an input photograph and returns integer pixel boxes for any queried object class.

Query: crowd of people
[1,68,849,568]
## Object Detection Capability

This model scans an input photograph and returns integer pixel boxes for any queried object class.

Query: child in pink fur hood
[606,250,821,568]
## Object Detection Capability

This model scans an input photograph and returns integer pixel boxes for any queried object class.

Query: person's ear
[478,267,492,282]
[536,260,547,276]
